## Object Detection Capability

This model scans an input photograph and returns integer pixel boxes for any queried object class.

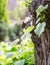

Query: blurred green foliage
[0,0,9,24]
[0,22,22,41]
[0,39,35,65]
[22,0,32,8]
[0,20,8,42]
[9,0,27,20]
[0,0,10,41]
[8,23,22,41]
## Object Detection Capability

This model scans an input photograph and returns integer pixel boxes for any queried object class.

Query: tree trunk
[28,0,50,65]
[34,31,50,65]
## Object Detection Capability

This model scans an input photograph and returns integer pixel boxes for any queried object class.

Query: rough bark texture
[28,0,50,65]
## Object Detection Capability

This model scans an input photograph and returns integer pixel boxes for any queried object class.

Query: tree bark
[34,31,50,65]
[28,0,50,65]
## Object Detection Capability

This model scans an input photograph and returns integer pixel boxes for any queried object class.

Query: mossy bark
[29,0,50,65]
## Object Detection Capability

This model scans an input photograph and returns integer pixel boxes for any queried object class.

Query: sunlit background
[7,0,30,26]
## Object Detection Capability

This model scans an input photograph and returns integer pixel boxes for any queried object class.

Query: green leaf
[36,5,45,17]
[41,14,46,21]
[36,17,41,24]
[34,22,46,37]
[6,52,13,59]
[21,33,32,40]
[21,33,31,40]
[10,46,17,52]
[0,51,4,56]
[23,26,34,33]
[45,4,48,9]
[22,0,32,7]
[14,60,25,65]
